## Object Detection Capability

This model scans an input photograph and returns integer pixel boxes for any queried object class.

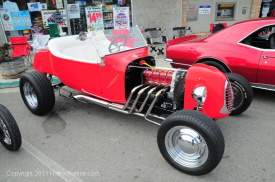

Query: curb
[0,78,61,89]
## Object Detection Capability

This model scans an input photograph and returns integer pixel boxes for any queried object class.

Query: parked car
[0,104,22,151]
[20,27,248,175]
[166,18,275,112]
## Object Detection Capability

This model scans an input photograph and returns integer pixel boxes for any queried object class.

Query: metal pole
[63,0,72,35]
[133,0,134,27]
[0,18,8,43]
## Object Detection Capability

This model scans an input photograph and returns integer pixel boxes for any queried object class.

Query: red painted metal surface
[33,41,230,119]
[184,63,229,119]
[34,47,149,103]
[166,18,275,86]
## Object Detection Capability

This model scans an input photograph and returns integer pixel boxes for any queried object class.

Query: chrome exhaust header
[73,82,169,126]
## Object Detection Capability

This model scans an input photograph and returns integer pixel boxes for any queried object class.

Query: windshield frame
[88,27,148,58]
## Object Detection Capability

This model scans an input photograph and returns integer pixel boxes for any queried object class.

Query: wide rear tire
[157,110,224,175]
[0,104,22,151]
[20,71,55,116]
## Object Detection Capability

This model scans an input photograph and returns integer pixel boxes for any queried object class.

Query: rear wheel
[157,110,224,175]
[20,71,55,116]
[0,104,22,151]
[202,60,227,73]
[226,73,253,116]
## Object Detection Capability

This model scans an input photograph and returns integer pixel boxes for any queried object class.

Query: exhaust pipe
[73,95,124,110]
[73,83,168,126]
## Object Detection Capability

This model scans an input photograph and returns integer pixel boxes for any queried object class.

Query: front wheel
[226,73,253,116]
[0,104,22,151]
[20,71,55,116]
[157,110,224,175]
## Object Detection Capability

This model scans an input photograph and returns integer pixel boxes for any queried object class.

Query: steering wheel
[109,35,127,53]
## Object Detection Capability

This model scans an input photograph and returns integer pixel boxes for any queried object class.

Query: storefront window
[67,0,132,35]
[0,0,132,43]
[0,0,68,41]
[215,2,236,21]
[260,0,275,18]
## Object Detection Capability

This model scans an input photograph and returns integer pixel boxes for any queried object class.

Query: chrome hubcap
[165,126,209,168]
[23,82,38,109]
[0,118,11,145]
[231,82,244,110]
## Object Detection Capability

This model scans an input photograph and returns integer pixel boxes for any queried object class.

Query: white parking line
[22,139,84,182]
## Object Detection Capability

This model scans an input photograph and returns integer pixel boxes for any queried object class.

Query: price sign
[3,11,32,30]
[4,22,14,30]
[1,12,14,30]
[10,11,21,30]
[20,11,32,29]
[22,17,29,22]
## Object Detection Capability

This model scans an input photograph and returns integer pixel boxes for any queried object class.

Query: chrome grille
[225,79,234,112]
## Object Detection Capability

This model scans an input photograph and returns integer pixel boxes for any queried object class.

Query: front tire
[20,71,55,116]
[226,73,253,116]
[157,110,224,175]
[0,104,22,151]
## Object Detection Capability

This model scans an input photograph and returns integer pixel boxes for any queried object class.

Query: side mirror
[78,32,87,41]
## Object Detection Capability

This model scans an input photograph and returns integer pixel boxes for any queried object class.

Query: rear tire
[20,71,55,116]
[0,104,22,151]
[157,110,224,175]
[226,73,253,116]
[202,60,227,73]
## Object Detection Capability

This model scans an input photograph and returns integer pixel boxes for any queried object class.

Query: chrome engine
[143,69,186,110]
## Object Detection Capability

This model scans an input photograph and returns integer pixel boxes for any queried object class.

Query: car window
[240,25,275,50]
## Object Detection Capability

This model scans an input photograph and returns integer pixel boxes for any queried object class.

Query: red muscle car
[166,19,275,113]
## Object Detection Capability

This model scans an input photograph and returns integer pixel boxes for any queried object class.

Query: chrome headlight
[192,86,207,106]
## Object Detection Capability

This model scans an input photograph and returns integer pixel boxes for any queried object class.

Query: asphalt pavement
[1,53,275,181]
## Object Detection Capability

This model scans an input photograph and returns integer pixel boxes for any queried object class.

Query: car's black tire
[0,104,22,151]
[20,71,55,116]
[157,110,224,175]
[226,73,253,116]
[202,60,227,73]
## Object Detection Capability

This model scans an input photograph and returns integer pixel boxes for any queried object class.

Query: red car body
[33,45,230,119]
[166,17,275,91]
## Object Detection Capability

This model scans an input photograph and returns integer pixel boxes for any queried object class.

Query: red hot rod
[19,27,249,175]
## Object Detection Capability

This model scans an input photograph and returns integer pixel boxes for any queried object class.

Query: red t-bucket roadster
[19,27,250,175]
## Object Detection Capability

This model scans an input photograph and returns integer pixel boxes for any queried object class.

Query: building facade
[182,0,262,37]
[0,0,266,45]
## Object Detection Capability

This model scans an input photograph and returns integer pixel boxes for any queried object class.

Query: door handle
[263,55,275,59]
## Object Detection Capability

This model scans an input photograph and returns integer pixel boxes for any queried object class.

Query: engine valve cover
[143,69,173,84]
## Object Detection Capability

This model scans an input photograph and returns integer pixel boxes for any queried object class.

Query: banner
[199,5,211,14]
[85,6,104,31]
[40,3,47,11]
[10,11,20,30]
[113,7,129,29]
[41,9,67,27]
[20,11,32,30]
[1,12,14,30]
[67,4,80,19]
[56,0,64,9]
[27,2,41,12]
[1,11,31,31]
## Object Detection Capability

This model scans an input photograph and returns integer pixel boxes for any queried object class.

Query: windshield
[87,27,147,57]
